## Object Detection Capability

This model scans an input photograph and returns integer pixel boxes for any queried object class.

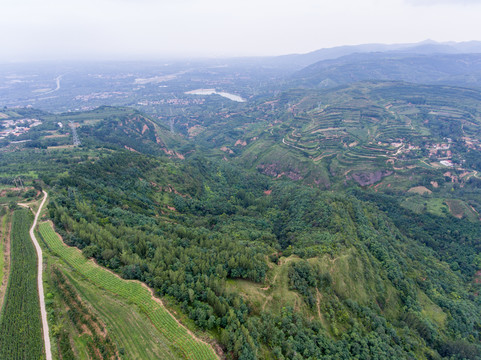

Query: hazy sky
[2,0,481,61]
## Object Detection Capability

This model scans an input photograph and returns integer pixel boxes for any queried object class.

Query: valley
[1,42,481,359]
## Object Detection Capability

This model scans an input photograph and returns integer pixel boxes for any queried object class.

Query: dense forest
[44,150,481,359]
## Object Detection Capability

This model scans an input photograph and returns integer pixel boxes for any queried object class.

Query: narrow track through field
[30,191,52,360]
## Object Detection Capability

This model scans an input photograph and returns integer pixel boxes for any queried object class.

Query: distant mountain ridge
[268,40,481,69]
[288,52,481,89]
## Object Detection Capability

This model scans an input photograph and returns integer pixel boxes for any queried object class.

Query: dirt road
[29,191,52,360]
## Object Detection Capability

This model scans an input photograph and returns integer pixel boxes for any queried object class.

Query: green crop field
[0,210,6,288]
[0,208,11,314]
[43,250,185,359]
[39,222,218,360]
[0,209,44,359]
[63,266,181,359]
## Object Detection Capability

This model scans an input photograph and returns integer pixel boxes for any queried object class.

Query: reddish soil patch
[264,190,272,196]
[0,187,23,197]
[235,139,247,146]
[160,147,185,160]
[124,146,139,153]
[257,163,303,181]
[474,270,481,284]
[220,146,234,154]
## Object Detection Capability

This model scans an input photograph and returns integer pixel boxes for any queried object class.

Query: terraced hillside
[222,82,481,187]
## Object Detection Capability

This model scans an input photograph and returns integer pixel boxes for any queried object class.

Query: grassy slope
[226,255,307,316]
[39,221,217,360]
[228,246,451,351]
[228,250,402,318]
[400,194,477,220]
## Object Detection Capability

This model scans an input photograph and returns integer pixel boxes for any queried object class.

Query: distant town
[0,117,42,140]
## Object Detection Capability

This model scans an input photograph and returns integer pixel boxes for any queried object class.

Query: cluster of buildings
[428,139,454,167]
[390,138,456,167]
[462,136,481,150]
[137,98,205,106]
[74,92,126,101]
[0,118,42,139]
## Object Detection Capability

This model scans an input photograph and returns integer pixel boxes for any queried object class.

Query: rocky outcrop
[350,170,393,186]
[257,163,303,181]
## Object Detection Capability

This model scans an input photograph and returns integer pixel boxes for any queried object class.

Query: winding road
[43,75,62,95]
[29,191,52,360]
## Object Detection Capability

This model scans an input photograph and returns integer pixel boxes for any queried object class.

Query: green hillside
[43,150,481,359]
[1,80,481,359]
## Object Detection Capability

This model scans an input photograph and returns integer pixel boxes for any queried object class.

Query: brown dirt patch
[47,145,75,150]
[316,288,328,328]
[43,134,68,139]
